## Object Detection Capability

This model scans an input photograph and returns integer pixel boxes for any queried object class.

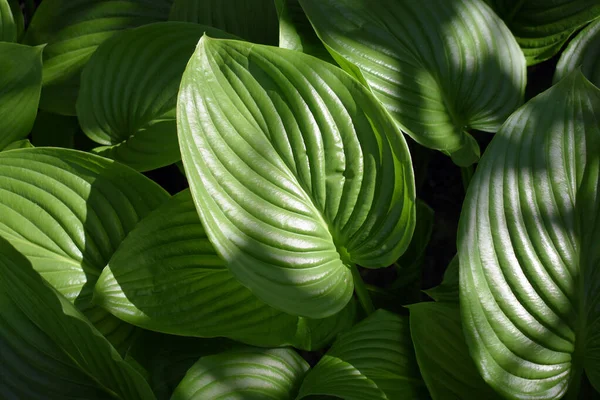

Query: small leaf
[3,139,33,150]
[0,237,155,399]
[95,189,356,350]
[171,347,309,400]
[409,302,502,400]
[178,36,415,318]
[0,0,22,42]
[299,0,526,166]
[0,42,43,150]
[554,19,600,87]
[424,255,459,303]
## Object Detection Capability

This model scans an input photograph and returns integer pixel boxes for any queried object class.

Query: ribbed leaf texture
[299,0,526,166]
[554,19,600,88]
[459,71,600,399]
[177,36,415,318]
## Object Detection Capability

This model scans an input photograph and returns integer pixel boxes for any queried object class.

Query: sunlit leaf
[554,18,600,87]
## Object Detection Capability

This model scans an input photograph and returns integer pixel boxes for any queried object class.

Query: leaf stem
[460,165,474,192]
[351,264,374,315]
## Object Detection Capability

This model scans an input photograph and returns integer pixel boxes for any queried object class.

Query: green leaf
[0,237,155,399]
[23,0,172,116]
[169,0,279,45]
[424,255,459,303]
[299,0,526,166]
[409,302,502,400]
[177,36,416,318]
[0,42,43,150]
[77,22,234,172]
[458,71,600,399]
[0,148,169,353]
[297,309,428,399]
[95,189,356,350]
[0,0,22,42]
[171,346,309,400]
[3,139,33,150]
[486,0,600,65]
[554,19,600,88]
[31,110,79,148]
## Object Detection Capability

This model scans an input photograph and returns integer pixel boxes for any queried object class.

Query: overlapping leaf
[0,0,22,42]
[424,255,459,303]
[0,42,43,150]
[77,22,234,171]
[299,0,526,166]
[0,148,169,352]
[554,19,600,87]
[95,189,356,349]
[297,309,428,399]
[24,0,172,115]
[0,237,155,399]
[459,71,600,398]
[177,37,415,318]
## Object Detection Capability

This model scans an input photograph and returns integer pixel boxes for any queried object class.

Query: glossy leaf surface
[178,37,415,318]
[300,0,526,166]
[554,18,600,87]
[95,189,356,350]
[459,71,600,399]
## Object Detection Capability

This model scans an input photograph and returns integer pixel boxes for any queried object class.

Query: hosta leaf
[178,37,415,319]
[77,22,234,172]
[0,0,22,42]
[299,0,526,166]
[0,237,155,399]
[169,0,278,45]
[424,255,459,303]
[297,309,427,399]
[23,0,172,116]
[171,347,309,400]
[31,110,79,149]
[554,19,600,87]
[95,189,356,350]
[0,42,43,150]
[0,148,169,353]
[459,71,600,399]
[486,0,600,65]
[409,302,502,400]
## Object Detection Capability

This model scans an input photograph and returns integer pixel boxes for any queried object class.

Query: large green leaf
[0,0,22,42]
[171,346,309,399]
[0,148,169,353]
[177,36,415,319]
[95,189,356,349]
[0,42,43,150]
[77,22,234,172]
[297,309,428,399]
[299,0,526,166]
[485,0,600,65]
[169,0,278,45]
[459,71,600,399]
[409,302,502,399]
[23,0,172,116]
[554,19,600,87]
[0,237,155,399]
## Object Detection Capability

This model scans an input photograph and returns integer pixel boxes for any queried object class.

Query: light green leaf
[424,255,459,303]
[409,302,502,400]
[31,110,79,148]
[459,71,600,399]
[177,36,415,318]
[77,22,234,172]
[554,19,600,87]
[297,309,428,399]
[3,139,33,150]
[0,42,43,150]
[0,148,169,353]
[23,0,172,116]
[0,237,155,399]
[486,0,600,65]
[0,0,21,42]
[299,0,526,166]
[95,189,356,350]
[169,0,278,45]
[172,346,309,400]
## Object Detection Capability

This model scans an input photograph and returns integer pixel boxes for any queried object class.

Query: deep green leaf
[0,42,43,150]
[77,22,234,172]
[0,0,21,42]
[169,0,278,45]
[409,302,502,400]
[297,309,428,399]
[0,148,169,353]
[31,110,79,148]
[0,237,155,399]
[95,189,356,350]
[171,346,309,399]
[424,255,459,303]
[23,0,172,115]
[554,19,600,87]
[459,71,600,399]
[177,36,415,318]
[299,0,526,166]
